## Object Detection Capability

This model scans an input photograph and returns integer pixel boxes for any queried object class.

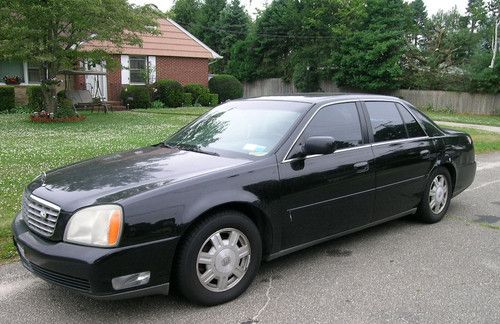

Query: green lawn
[423,110,500,127]
[0,109,499,263]
[0,109,206,262]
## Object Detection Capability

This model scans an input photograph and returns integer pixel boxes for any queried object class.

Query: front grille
[22,192,61,237]
[29,262,91,292]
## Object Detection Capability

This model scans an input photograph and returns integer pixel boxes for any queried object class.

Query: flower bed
[30,111,85,123]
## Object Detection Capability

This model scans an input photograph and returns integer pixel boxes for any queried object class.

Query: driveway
[1,153,499,324]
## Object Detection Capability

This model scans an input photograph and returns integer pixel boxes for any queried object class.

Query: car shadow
[32,215,425,320]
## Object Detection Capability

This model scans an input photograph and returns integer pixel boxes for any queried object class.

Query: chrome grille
[22,192,61,237]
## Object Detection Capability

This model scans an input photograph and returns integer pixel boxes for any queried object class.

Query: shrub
[183,83,211,106]
[209,93,219,106]
[182,93,193,107]
[56,98,76,118]
[155,80,183,107]
[12,105,33,114]
[208,75,243,102]
[0,86,15,112]
[151,100,165,109]
[27,86,44,112]
[120,85,151,109]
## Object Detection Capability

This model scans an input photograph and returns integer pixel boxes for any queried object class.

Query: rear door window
[397,104,427,138]
[365,102,407,143]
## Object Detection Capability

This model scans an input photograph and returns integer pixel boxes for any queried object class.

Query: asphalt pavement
[1,152,499,324]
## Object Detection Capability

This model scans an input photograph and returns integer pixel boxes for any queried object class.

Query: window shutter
[148,56,156,84]
[121,55,130,85]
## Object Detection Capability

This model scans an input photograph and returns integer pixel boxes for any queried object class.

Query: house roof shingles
[84,19,221,59]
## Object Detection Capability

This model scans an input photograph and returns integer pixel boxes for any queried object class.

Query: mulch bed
[30,115,86,123]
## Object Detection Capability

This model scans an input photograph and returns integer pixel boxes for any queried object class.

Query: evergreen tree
[409,0,428,46]
[217,0,250,72]
[170,0,202,34]
[467,0,487,33]
[195,0,227,52]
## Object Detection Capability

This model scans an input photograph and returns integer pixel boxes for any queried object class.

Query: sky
[130,0,468,17]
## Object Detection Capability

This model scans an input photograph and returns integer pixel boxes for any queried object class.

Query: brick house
[79,18,221,105]
[0,18,220,105]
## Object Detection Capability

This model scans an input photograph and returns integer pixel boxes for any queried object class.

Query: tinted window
[365,102,406,142]
[397,104,426,138]
[411,108,444,137]
[288,102,363,158]
[167,100,308,157]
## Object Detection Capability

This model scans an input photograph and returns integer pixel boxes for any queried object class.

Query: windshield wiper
[177,144,220,156]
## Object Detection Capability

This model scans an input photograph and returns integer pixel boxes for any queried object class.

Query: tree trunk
[490,19,500,69]
[42,84,58,113]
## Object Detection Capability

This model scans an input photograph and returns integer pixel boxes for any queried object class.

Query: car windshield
[165,100,310,157]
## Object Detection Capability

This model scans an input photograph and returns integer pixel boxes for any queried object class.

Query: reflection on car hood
[28,146,251,212]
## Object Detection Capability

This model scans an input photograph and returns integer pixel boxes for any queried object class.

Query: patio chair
[65,90,111,113]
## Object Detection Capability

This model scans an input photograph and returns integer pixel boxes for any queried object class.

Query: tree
[194,0,227,53]
[0,0,162,112]
[170,0,202,33]
[409,0,428,46]
[217,0,251,72]
[467,0,487,33]
[333,0,411,91]
[488,0,500,68]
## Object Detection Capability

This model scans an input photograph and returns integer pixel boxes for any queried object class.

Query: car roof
[245,94,404,105]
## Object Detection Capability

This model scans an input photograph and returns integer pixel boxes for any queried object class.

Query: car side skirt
[265,208,417,261]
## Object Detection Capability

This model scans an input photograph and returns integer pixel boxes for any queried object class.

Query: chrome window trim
[370,136,429,147]
[281,99,363,163]
[281,98,435,164]
[399,102,446,137]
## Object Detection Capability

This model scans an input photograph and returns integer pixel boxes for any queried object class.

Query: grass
[448,127,500,154]
[0,109,205,262]
[423,110,500,127]
[0,109,498,262]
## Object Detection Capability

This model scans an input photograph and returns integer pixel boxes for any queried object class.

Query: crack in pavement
[242,275,273,324]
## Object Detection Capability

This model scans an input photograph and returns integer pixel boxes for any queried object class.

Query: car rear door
[362,101,436,221]
[278,101,376,249]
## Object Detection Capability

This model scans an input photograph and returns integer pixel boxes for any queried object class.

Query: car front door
[363,101,437,221]
[278,102,376,249]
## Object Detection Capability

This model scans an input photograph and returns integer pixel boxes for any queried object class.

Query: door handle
[420,149,431,159]
[353,161,369,173]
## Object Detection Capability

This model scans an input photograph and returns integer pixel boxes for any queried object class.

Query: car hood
[28,146,251,212]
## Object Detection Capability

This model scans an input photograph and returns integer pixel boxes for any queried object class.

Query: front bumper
[12,212,180,300]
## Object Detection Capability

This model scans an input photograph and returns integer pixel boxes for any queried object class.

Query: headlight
[64,205,123,247]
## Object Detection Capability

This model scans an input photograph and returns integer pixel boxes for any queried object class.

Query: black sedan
[12,95,476,305]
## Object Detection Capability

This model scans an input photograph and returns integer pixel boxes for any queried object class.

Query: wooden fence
[243,78,500,115]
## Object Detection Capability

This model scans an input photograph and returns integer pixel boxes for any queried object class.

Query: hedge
[120,85,151,109]
[0,86,15,112]
[27,86,44,112]
[183,83,211,106]
[208,75,243,103]
[155,80,184,107]
[209,94,219,107]
[182,93,193,107]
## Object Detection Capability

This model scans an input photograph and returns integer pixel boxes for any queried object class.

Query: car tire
[416,167,452,223]
[175,210,262,306]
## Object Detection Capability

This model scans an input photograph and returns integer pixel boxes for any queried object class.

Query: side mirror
[302,136,336,156]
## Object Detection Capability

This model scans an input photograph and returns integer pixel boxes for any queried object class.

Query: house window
[0,61,24,83]
[129,56,147,84]
[27,63,42,84]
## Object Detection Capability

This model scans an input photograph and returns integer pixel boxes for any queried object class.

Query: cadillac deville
[12,95,476,305]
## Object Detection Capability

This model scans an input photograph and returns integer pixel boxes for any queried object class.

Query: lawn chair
[65,90,111,113]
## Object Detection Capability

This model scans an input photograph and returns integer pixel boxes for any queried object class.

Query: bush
[155,80,183,107]
[209,93,219,106]
[183,83,211,106]
[0,86,15,112]
[27,86,44,112]
[12,105,33,114]
[120,85,151,109]
[208,75,243,102]
[182,93,193,106]
[56,98,76,118]
[151,100,165,109]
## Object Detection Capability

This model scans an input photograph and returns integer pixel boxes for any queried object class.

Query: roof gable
[83,19,221,59]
